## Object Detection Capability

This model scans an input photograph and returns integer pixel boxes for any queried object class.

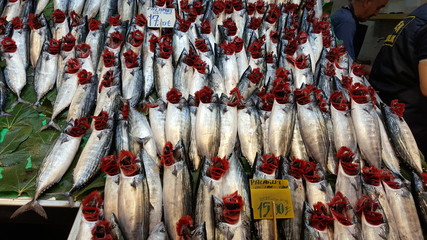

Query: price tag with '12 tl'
[249,179,294,219]
[146,7,176,28]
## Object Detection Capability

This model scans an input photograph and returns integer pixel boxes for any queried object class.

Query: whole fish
[94,70,120,117]
[377,110,401,175]
[121,48,144,107]
[173,18,190,67]
[10,16,29,69]
[237,99,263,167]
[208,65,226,97]
[56,33,77,88]
[2,36,28,105]
[188,95,201,170]
[304,161,334,207]
[51,9,69,41]
[141,148,163,233]
[195,157,228,238]
[173,49,191,98]
[100,155,120,223]
[117,151,150,240]
[216,41,239,96]
[85,20,105,71]
[68,113,114,197]
[161,141,193,240]
[148,97,168,155]
[279,158,306,240]
[69,11,87,44]
[355,194,397,240]
[142,28,159,99]
[34,39,60,106]
[382,172,423,239]
[128,103,159,165]
[217,94,238,159]
[289,54,314,89]
[82,0,102,19]
[195,88,220,159]
[194,37,215,74]
[76,191,103,239]
[29,13,50,69]
[381,101,424,175]
[10,118,90,219]
[334,147,361,208]
[154,36,174,100]
[42,58,81,131]
[328,192,361,240]
[268,82,295,157]
[349,83,382,168]
[165,89,191,152]
[66,68,97,122]
[295,85,329,171]
[253,154,280,240]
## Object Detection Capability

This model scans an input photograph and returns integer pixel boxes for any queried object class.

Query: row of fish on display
[1,0,427,239]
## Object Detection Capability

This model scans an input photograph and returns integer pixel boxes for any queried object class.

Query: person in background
[369,3,427,158]
[331,0,389,75]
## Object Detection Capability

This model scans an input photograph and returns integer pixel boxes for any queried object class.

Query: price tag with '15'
[249,179,294,219]
[146,7,176,28]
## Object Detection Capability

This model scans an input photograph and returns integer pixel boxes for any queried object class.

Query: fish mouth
[108,15,121,27]
[89,19,101,31]
[135,14,147,27]
[48,39,62,55]
[52,9,66,24]
[65,58,82,74]
[108,31,124,50]
[195,86,214,104]
[160,142,176,166]
[28,14,43,30]
[129,30,144,48]
[77,69,93,85]
[222,191,244,224]
[101,155,119,176]
[118,150,140,176]
[166,88,182,104]
[76,43,91,58]
[1,37,17,53]
[355,195,384,225]
[123,49,139,68]
[260,154,279,174]
[67,117,90,137]
[62,33,76,52]
[102,48,116,67]
[310,202,334,231]
[208,156,230,180]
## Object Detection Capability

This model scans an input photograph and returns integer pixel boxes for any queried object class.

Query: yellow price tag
[249,179,294,220]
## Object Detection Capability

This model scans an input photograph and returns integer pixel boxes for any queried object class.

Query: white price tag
[146,7,176,28]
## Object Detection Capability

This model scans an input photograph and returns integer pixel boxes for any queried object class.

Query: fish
[148,97,168,155]
[69,11,87,44]
[110,213,126,240]
[381,100,424,175]
[237,99,263,167]
[93,71,121,117]
[161,141,193,240]
[0,67,10,116]
[85,19,105,71]
[66,68,97,122]
[2,36,29,105]
[279,158,306,240]
[117,150,150,240]
[165,88,191,153]
[334,147,361,208]
[51,9,69,41]
[376,110,401,175]
[330,91,357,154]
[148,222,169,240]
[100,154,120,223]
[154,36,174,100]
[187,95,201,171]
[76,191,104,240]
[128,103,159,165]
[82,0,102,19]
[91,220,115,240]
[411,172,427,231]
[328,192,361,240]
[56,33,77,88]
[349,83,381,168]
[382,170,424,239]
[121,48,144,107]
[10,16,29,70]
[208,64,226,97]
[99,0,118,24]
[295,85,329,171]
[1,0,20,21]
[252,154,280,240]
[355,194,397,240]
[142,28,159,99]
[67,111,115,197]
[29,13,50,69]
[194,37,215,74]
[10,118,90,219]
[68,0,86,15]
[33,39,60,107]
[141,148,163,233]
[195,156,229,238]
[173,49,192,98]
[302,201,334,240]
[173,18,191,67]
[304,161,334,207]
[288,54,314,89]
[217,93,239,159]
[118,0,137,22]
[41,58,81,131]
[115,103,131,153]
[216,41,240,96]
[268,81,296,157]
[195,87,220,159]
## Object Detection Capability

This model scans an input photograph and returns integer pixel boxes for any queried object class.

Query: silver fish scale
[103,174,120,223]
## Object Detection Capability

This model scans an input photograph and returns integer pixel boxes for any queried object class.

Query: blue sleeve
[331,9,357,59]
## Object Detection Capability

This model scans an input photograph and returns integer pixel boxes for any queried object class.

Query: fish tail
[10,200,47,219]
[0,111,11,117]
[39,120,61,132]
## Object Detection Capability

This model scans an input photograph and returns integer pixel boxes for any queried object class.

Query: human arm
[418,60,427,96]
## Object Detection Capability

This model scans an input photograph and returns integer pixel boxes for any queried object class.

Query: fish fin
[10,200,47,219]
[39,120,61,132]
[0,111,11,117]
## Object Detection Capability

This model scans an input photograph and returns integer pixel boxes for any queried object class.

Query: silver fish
[29,13,50,69]
[329,192,361,240]
[165,95,191,153]
[208,65,226,97]
[0,68,9,116]
[377,112,401,175]
[162,141,193,240]
[173,49,192,98]
[188,96,201,170]
[34,40,59,106]
[115,104,131,153]
[304,163,334,207]
[217,95,238,159]
[103,172,120,223]
[56,33,77,88]
[121,49,144,107]
[335,148,361,208]
[154,39,174,100]
[99,0,118,24]
[68,0,85,15]
[118,0,136,22]
[10,119,89,219]
[141,148,163,233]
[52,9,69,41]
[148,97,168,155]
[69,12,87,44]
[118,159,150,240]
[381,102,423,175]
[10,16,29,70]
[411,172,427,229]
[82,0,102,19]
[290,117,309,160]
[85,21,105,71]
[142,28,159,99]
[173,22,190,67]
[66,71,97,122]
[196,94,220,159]
[148,222,169,240]
[110,213,126,240]
[302,202,334,240]
[216,43,239,96]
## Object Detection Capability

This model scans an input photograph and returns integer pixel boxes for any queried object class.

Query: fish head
[101,155,119,176]
[118,150,140,176]
[208,156,230,180]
